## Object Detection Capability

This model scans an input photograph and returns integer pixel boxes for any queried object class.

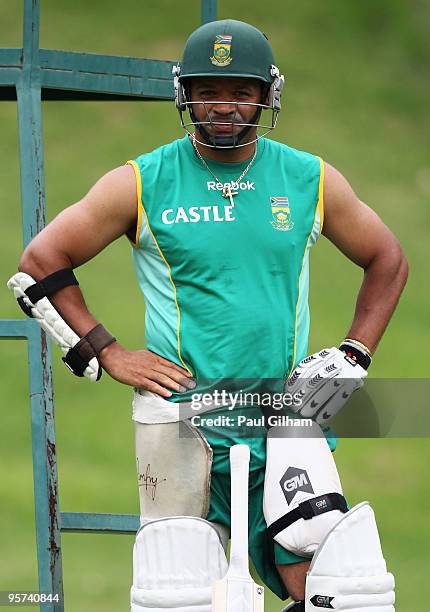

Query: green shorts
[196,406,337,600]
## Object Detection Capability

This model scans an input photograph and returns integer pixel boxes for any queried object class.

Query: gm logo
[310,595,334,608]
[279,467,314,505]
[316,499,328,510]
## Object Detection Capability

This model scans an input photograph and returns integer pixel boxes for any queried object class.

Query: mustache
[205,111,245,124]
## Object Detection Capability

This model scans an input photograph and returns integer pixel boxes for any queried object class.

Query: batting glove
[285,347,367,424]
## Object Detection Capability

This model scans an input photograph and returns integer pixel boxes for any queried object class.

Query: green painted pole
[16,1,63,609]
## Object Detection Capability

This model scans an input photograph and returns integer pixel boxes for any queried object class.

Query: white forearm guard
[7,271,112,381]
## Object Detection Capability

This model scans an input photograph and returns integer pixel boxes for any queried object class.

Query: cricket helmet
[172,19,285,148]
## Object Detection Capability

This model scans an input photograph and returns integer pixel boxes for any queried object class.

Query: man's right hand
[99,343,195,397]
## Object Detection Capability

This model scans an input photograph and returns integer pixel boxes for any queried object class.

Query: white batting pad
[130,517,228,611]
[7,272,100,381]
[135,420,213,520]
[305,502,395,611]
[264,423,344,556]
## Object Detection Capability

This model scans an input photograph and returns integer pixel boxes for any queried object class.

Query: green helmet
[173,19,285,148]
[179,19,276,83]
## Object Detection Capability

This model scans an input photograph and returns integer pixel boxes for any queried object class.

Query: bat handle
[229,444,251,578]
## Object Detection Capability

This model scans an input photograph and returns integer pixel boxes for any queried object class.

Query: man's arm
[322,162,409,353]
[18,164,193,395]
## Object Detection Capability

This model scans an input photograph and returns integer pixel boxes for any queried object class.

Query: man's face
[188,77,264,140]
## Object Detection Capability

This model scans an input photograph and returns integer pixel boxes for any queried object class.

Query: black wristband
[85,324,116,355]
[339,342,372,370]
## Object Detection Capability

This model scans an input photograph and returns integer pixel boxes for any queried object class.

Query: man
[15,18,406,610]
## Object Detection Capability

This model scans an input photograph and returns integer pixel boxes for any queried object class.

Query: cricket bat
[212,443,265,611]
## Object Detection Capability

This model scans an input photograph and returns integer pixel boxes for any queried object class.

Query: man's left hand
[285,347,367,424]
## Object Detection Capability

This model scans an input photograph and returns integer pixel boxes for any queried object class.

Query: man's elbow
[378,239,409,290]
[365,236,408,284]
[18,245,37,275]
[397,247,409,290]
[18,243,58,279]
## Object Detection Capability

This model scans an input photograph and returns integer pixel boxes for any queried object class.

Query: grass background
[1,0,429,610]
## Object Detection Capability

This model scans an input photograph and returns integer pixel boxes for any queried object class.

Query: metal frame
[0,1,217,609]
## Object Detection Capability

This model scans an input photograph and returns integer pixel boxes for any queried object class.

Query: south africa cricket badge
[210,35,233,66]
[270,196,294,231]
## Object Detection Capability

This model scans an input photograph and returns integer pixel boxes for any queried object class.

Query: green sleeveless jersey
[127,135,323,401]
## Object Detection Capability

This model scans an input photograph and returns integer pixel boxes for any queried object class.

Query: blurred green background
[1,0,429,610]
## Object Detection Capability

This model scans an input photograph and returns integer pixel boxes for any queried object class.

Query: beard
[191,106,261,148]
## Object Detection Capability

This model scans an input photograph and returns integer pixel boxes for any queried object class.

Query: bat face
[212,444,265,611]
[212,577,264,611]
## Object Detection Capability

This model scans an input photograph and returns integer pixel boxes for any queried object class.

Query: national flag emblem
[211,34,233,66]
[270,196,294,231]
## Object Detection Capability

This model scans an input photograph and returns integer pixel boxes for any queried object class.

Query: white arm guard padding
[264,423,345,556]
[7,272,100,381]
[305,502,395,611]
[131,517,228,611]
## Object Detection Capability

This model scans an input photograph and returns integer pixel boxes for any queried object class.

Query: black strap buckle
[62,347,89,377]
[298,499,315,520]
[62,347,102,380]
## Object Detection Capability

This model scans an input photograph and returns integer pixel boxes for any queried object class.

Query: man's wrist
[98,339,120,363]
[339,338,372,370]
[84,323,116,355]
